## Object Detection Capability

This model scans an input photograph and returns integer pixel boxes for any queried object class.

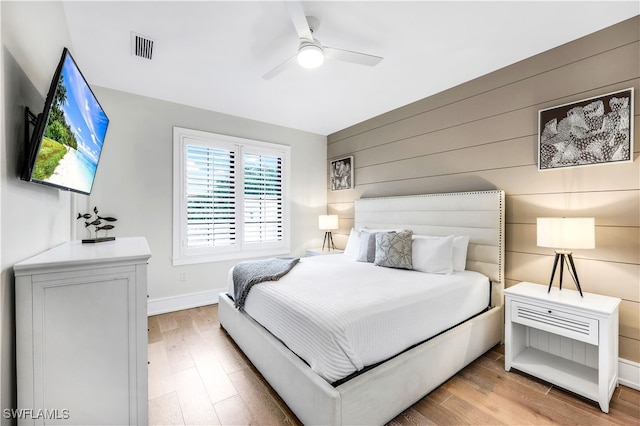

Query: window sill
[172,247,291,266]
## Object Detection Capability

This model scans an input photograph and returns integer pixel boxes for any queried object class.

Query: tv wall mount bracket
[24,107,39,149]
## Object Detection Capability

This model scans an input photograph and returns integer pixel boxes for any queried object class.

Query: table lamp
[318,215,339,250]
[537,217,595,297]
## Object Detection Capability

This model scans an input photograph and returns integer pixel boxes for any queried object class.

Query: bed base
[219,293,502,425]
[219,190,505,424]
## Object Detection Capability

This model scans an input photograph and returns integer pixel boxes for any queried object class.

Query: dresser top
[505,282,620,314]
[14,237,151,274]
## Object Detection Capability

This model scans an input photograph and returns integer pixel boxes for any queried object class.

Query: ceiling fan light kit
[262,1,383,79]
[297,40,324,68]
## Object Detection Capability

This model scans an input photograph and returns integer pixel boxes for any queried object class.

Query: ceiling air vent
[131,32,155,60]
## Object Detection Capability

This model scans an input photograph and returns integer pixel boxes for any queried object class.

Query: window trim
[172,127,291,265]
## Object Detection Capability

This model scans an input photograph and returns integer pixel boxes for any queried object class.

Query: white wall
[83,86,327,311]
[0,4,4,423]
[1,1,74,421]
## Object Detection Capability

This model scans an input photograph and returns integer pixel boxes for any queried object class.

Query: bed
[218,190,505,425]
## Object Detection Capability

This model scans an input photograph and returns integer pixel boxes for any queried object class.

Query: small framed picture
[330,156,354,191]
[538,88,634,170]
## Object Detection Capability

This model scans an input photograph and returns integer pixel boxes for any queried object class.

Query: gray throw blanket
[233,257,300,309]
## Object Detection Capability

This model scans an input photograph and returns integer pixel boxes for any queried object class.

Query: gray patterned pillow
[374,230,413,269]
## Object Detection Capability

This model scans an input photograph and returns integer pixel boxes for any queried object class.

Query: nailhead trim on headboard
[354,190,505,285]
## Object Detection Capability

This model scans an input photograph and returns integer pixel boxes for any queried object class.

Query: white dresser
[14,237,151,425]
[504,282,620,413]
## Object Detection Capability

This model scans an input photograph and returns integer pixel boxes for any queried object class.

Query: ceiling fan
[263,1,383,80]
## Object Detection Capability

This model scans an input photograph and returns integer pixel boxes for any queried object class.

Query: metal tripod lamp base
[322,231,335,251]
[548,249,584,297]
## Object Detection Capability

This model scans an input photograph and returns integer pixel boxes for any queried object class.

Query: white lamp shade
[318,215,338,231]
[537,217,595,249]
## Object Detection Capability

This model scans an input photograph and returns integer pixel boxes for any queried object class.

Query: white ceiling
[62,1,639,136]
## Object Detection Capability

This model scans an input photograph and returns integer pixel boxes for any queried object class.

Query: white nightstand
[306,248,344,256]
[504,282,620,413]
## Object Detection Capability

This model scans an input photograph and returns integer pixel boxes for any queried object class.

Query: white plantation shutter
[243,152,283,244]
[185,144,236,248]
[173,127,290,264]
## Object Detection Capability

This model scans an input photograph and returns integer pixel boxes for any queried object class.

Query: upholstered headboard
[354,190,505,297]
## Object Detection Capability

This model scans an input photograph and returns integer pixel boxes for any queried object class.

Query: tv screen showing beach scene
[29,49,109,195]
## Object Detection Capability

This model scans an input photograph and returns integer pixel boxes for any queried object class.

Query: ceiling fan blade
[285,0,313,40]
[324,47,383,67]
[263,54,298,80]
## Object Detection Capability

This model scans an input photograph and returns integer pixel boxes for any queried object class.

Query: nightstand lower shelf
[509,347,599,401]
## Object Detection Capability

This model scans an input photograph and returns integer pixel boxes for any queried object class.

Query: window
[173,127,290,265]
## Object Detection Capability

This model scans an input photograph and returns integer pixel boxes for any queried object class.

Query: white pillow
[452,235,470,271]
[344,228,361,259]
[356,231,377,263]
[412,235,454,274]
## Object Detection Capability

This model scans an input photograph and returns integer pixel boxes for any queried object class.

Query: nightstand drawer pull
[511,301,598,345]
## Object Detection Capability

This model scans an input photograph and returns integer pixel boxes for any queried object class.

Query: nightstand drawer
[511,300,598,345]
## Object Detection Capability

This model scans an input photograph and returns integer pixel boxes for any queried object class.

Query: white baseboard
[147,288,225,316]
[619,358,640,391]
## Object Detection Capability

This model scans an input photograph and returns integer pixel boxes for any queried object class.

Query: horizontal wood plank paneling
[508,191,640,226]
[327,17,640,363]
[333,100,638,171]
[620,336,640,364]
[620,301,640,340]
[327,145,639,201]
[506,223,640,264]
[356,137,533,185]
[352,108,537,167]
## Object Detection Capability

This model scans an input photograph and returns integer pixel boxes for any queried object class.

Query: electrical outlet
[180,272,187,282]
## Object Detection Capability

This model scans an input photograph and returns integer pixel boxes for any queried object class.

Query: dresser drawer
[510,300,598,345]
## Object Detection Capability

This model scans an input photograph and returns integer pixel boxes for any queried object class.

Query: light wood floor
[148,305,640,425]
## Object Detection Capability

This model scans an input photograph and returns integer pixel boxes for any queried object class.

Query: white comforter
[228,254,489,383]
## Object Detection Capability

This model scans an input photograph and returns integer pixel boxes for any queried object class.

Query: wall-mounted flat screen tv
[21,47,109,195]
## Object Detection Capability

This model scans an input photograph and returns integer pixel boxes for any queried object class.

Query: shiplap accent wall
[327,17,639,364]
